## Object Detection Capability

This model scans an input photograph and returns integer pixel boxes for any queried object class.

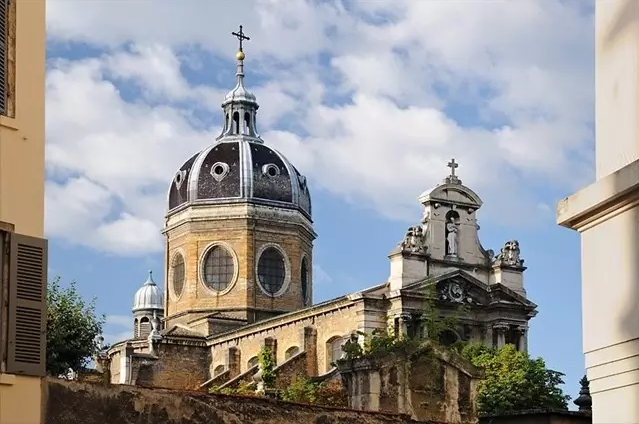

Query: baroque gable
[402,270,537,311]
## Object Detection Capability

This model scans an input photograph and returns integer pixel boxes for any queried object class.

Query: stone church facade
[100,36,538,391]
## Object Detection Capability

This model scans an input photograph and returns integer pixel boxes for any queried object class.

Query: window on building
[172,253,185,297]
[328,337,345,369]
[139,317,151,338]
[247,356,259,369]
[439,329,459,347]
[285,346,299,360]
[300,257,309,305]
[0,0,8,116]
[257,247,286,295]
[214,365,225,376]
[202,245,235,292]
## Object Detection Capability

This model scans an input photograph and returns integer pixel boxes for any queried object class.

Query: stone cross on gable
[232,25,250,52]
[448,158,459,177]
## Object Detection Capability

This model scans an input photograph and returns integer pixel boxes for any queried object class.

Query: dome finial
[231,25,250,80]
[144,269,156,286]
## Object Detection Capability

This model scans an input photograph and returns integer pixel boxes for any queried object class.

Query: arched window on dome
[134,318,139,338]
[244,112,251,134]
[233,111,240,134]
[139,317,151,339]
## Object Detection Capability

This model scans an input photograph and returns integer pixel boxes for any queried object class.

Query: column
[556,1,639,422]
[493,324,507,349]
[483,324,494,348]
[517,326,528,353]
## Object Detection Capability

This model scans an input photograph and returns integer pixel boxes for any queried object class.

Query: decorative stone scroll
[437,280,477,305]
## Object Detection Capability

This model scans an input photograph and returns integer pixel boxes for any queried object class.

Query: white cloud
[44,0,594,255]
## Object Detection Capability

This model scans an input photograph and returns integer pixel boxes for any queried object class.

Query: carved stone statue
[495,240,523,266]
[446,217,459,256]
[400,225,426,254]
[420,210,431,240]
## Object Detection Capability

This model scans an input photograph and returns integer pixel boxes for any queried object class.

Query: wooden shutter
[6,233,48,377]
[0,0,7,115]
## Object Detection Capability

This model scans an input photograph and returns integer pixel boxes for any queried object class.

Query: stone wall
[44,378,436,424]
[478,411,591,424]
[338,342,483,424]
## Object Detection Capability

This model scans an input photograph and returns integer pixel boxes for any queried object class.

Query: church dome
[133,270,164,312]
[167,41,311,218]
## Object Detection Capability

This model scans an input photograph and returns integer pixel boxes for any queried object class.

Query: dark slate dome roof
[167,139,312,217]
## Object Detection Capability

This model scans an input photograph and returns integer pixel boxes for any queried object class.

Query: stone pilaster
[302,326,318,377]
[227,346,241,378]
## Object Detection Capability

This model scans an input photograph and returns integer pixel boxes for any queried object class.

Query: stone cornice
[163,202,315,238]
[207,295,358,345]
[557,158,639,231]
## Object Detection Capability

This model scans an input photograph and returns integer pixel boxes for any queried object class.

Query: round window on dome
[262,164,280,178]
[211,162,230,181]
[171,253,185,298]
[257,247,286,295]
[202,245,236,292]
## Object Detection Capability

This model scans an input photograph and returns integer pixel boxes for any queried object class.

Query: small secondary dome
[133,270,164,312]
[167,25,311,218]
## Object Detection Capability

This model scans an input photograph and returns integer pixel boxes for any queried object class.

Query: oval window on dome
[202,245,236,292]
[301,257,309,305]
[262,163,280,177]
[171,253,185,298]
[257,247,286,295]
[211,161,230,181]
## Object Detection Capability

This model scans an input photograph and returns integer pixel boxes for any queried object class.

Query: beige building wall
[557,1,639,423]
[0,1,46,424]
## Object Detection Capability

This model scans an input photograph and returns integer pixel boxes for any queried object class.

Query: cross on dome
[232,25,250,53]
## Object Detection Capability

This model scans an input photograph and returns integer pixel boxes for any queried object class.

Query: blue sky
[44,0,592,405]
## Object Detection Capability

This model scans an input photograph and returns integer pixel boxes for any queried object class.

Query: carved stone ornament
[438,280,476,305]
[495,240,524,267]
[399,225,426,254]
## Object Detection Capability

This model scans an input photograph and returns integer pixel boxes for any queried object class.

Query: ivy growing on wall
[258,346,276,387]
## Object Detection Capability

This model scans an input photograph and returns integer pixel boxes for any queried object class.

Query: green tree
[459,343,570,414]
[46,278,106,377]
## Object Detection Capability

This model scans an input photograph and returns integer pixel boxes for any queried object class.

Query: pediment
[402,270,536,309]
[418,183,483,208]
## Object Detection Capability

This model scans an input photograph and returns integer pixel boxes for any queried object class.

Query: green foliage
[210,381,255,396]
[460,343,570,414]
[419,284,468,343]
[281,378,322,403]
[281,379,348,407]
[46,278,106,377]
[258,346,276,387]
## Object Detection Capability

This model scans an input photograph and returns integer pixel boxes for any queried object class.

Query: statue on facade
[400,225,426,254]
[495,240,523,266]
[420,209,431,241]
[446,216,459,256]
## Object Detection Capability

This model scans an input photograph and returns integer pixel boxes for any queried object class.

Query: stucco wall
[44,378,434,424]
